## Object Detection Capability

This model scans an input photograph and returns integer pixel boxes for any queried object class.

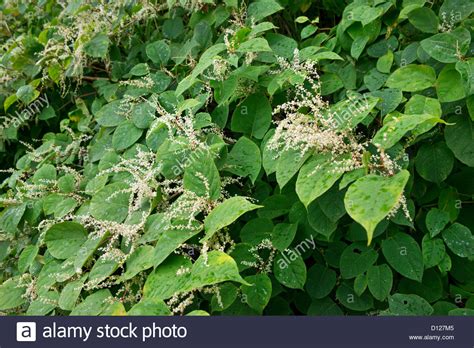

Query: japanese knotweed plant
[0,0,473,317]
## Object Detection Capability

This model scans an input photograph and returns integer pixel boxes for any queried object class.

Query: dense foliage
[0,0,473,316]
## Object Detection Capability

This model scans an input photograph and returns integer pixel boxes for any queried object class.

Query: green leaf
[388,294,433,315]
[367,264,392,301]
[305,264,337,299]
[376,50,393,73]
[344,170,410,245]
[70,289,112,315]
[146,40,170,65]
[121,245,155,280]
[336,281,374,311]
[241,274,272,312]
[426,208,450,238]
[382,233,424,282]
[442,223,474,258]
[273,251,307,289]
[407,7,439,33]
[95,101,125,127]
[436,65,466,103]
[415,142,454,183]
[0,276,27,310]
[128,298,171,315]
[444,115,474,167]
[340,243,378,279]
[90,182,131,223]
[224,137,261,183]
[231,93,272,139]
[18,245,39,273]
[386,65,436,92]
[88,254,119,285]
[183,151,221,200]
[237,38,272,52]
[276,149,311,189]
[84,33,110,58]
[420,28,470,63]
[59,275,87,311]
[271,223,297,251]
[422,235,446,269]
[202,196,261,242]
[247,0,283,22]
[296,154,345,207]
[153,224,202,267]
[44,222,88,259]
[16,85,38,104]
[0,203,26,235]
[112,121,143,151]
[373,113,442,149]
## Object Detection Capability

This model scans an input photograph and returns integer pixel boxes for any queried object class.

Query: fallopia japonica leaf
[59,274,87,311]
[144,252,249,300]
[382,233,424,282]
[344,170,410,245]
[425,208,450,237]
[422,235,446,269]
[276,149,311,189]
[274,252,307,289]
[0,276,27,310]
[44,222,88,259]
[224,137,262,183]
[442,223,474,258]
[339,243,378,279]
[202,196,262,242]
[236,38,272,52]
[325,95,379,130]
[305,264,337,299]
[128,298,171,316]
[247,0,283,22]
[444,115,474,167]
[112,121,143,151]
[18,245,39,273]
[183,151,221,200]
[388,294,433,315]
[0,203,26,235]
[152,223,202,267]
[26,291,59,315]
[231,93,272,139]
[366,264,392,301]
[372,113,443,149]
[386,64,436,91]
[336,281,374,311]
[70,289,112,316]
[90,182,131,223]
[296,154,345,207]
[88,254,120,285]
[145,40,170,65]
[121,245,155,280]
[241,274,272,312]
[420,28,470,64]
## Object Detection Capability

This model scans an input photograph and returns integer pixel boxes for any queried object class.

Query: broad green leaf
[422,235,446,269]
[112,121,143,151]
[211,283,238,312]
[305,264,337,299]
[336,281,374,311]
[386,64,436,91]
[373,113,442,149]
[0,203,26,235]
[153,224,202,267]
[183,151,221,200]
[70,289,112,315]
[442,223,474,258]
[340,243,378,279]
[202,196,262,242]
[237,38,272,52]
[276,149,311,189]
[420,28,470,63]
[247,0,283,22]
[44,222,88,259]
[26,291,59,315]
[415,142,454,183]
[18,245,39,273]
[444,115,474,167]
[344,170,410,244]
[274,251,307,289]
[88,254,120,285]
[439,0,474,23]
[426,208,450,238]
[84,33,109,58]
[0,276,27,310]
[436,65,466,103]
[271,223,297,251]
[367,264,392,301]
[90,182,131,222]
[121,245,155,280]
[296,154,345,207]
[231,94,272,139]
[58,275,87,311]
[407,7,439,33]
[146,40,170,65]
[382,233,424,282]
[388,294,433,315]
[95,100,125,127]
[241,274,272,312]
[224,137,261,183]
[128,298,171,315]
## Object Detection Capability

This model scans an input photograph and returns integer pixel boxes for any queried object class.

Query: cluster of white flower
[241,238,276,274]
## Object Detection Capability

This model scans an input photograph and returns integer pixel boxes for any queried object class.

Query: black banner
[1,316,473,348]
